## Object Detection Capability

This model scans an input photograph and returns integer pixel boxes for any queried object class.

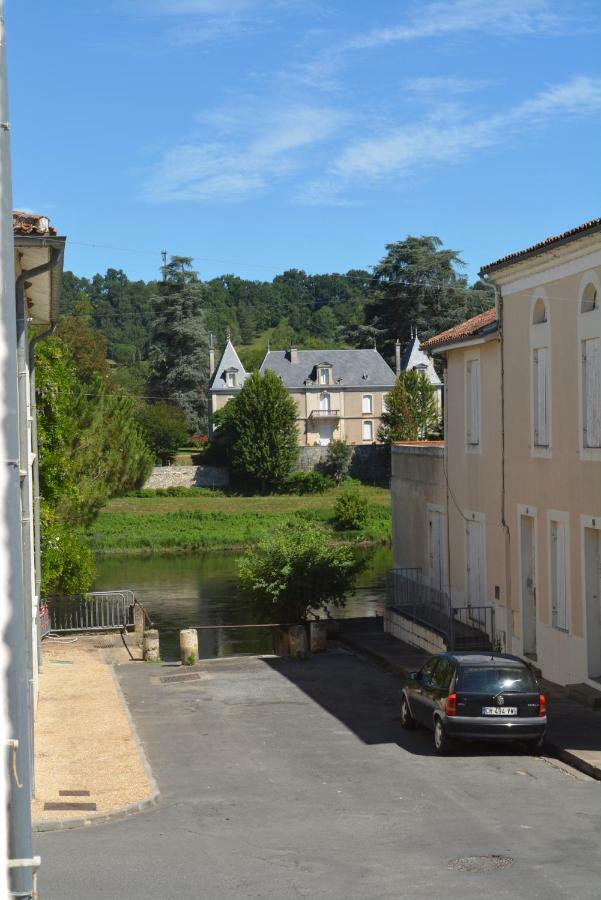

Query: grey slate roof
[259,349,396,389]
[208,340,249,391]
[400,335,442,386]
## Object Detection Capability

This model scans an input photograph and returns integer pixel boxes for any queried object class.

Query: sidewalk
[338,617,601,780]
[32,634,158,830]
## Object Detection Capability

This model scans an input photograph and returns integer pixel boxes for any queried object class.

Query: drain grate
[448,856,513,873]
[159,672,202,685]
[44,802,97,812]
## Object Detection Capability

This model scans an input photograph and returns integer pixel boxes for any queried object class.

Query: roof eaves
[479,218,601,275]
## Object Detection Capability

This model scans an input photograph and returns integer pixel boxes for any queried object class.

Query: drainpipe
[0,7,34,896]
[15,248,61,796]
[29,323,57,675]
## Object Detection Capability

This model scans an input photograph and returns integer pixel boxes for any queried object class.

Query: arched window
[581,283,598,314]
[530,292,551,456]
[362,394,373,414]
[532,297,548,324]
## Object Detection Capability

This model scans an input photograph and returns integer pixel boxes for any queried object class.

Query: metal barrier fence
[45,590,135,633]
[386,568,494,651]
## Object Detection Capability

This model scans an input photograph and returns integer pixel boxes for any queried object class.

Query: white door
[585,527,601,679]
[428,509,446,594]
[520,515,537,658]
[318,422,334,445]
[466,519,486,621]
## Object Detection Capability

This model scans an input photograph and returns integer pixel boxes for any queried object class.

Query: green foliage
[280,471,334,494]
[334,489,369,530]
[138,401,190,465]
[323,439,353,484]
[239,520,360,623]
[40,505,94,595]
[148,255,209,432]
[36,318,153,594]
[221,371,299,491]
[367,235,494,358]
[185,653,197,666]
[378,370,440,443]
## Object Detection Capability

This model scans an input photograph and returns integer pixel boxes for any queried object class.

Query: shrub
[334,489,369,530]
[280,471,334,495]
[238,520,360,623]
[323,439,352,484]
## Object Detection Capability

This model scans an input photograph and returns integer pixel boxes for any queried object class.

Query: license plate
[482,706,517,716]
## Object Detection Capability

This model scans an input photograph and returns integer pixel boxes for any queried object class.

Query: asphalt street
[37,649,601,899]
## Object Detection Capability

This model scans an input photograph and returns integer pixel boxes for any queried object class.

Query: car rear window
[457,666,538,693]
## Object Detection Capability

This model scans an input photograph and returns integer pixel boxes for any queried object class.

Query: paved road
[37,649,601,899]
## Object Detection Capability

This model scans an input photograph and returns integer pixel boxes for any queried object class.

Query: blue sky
[6,0,601,283]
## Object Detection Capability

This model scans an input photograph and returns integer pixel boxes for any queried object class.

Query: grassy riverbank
[90,485,391,556]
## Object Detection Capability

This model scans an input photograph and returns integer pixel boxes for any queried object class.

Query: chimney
[209,333,215,377]
[289,346,298,365]
[395,339,401,376]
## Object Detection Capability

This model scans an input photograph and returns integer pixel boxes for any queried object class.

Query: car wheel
[400,695,416,730]
[433,717,454,755]
[525,736,545,755]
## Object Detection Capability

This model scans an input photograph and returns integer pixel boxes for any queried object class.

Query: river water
[94,546,392,660]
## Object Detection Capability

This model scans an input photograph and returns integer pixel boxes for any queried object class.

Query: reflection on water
[94,546,391,660]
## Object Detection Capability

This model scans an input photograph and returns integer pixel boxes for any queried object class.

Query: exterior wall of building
[499,253,601,684]
[390,443,446,572]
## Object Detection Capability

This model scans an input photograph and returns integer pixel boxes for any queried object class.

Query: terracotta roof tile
[480,217,601,274]
[12,211,56,236]
[420,307,497,351]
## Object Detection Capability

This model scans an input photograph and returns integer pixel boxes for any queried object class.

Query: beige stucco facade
[390,223,601,688]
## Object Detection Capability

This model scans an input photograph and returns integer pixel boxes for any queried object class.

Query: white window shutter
[552,522,568,631]
[466,362,472,443]
[584,338,601,448]
[471,360,480,445]
[533,348,549,447]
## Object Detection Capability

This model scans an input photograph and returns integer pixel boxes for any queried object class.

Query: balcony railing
[310,409,341,419]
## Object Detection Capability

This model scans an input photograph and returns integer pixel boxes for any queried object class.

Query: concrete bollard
[143,629,160,662]
[325,618,340,639]
[310,620,328,653]
[133,604,145,639]
[180,628,199,666]
[288,624,308,660]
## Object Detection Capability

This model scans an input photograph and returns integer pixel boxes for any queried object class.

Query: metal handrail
[45,590,135,633]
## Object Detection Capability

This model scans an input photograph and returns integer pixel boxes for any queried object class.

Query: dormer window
[224,368,238,388]
[318,367,330,385]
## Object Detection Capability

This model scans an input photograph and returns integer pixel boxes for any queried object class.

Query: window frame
[362,419,373,442]
[578,271,601,462]
[548,510,570,633]
[464,351,481,453]
[362,394,373,414]
[318,367,331,385]
[530,290,551,459]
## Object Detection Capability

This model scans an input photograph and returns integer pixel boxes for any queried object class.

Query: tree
[367,236,494,357]
[239,520,360,623]
[221,370,298,491]
[138,401,190,465]
[149,254,209,432]
[378,370,439,443]
[334,489,368,530]
[324,439,352,484]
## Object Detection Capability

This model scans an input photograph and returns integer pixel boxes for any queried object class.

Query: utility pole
[0,6,35,897]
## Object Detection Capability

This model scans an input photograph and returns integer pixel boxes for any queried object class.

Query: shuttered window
[362,394,373,414]
[551,521,568,632]
[533,347,549,447]
[466,359,481,446]
[583,338,601,448]
[363,420,373,441]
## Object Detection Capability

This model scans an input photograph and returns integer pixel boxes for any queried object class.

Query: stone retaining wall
[145,465,230,489]
[297,445,390,484]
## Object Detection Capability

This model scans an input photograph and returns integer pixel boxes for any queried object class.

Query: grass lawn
[91,485,391,556]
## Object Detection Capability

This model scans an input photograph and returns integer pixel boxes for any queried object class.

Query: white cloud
[145,104,349,202]
[332,76,601,182]
[343,0,567,51]
[402,76,492,96]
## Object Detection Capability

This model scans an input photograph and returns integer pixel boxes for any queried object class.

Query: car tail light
[538,694,546,717]
[445,693,457,716]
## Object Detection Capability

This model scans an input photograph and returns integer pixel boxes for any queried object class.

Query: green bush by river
[89,485,391,556]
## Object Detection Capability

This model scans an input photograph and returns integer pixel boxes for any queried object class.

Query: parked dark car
[400,652,547,754]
